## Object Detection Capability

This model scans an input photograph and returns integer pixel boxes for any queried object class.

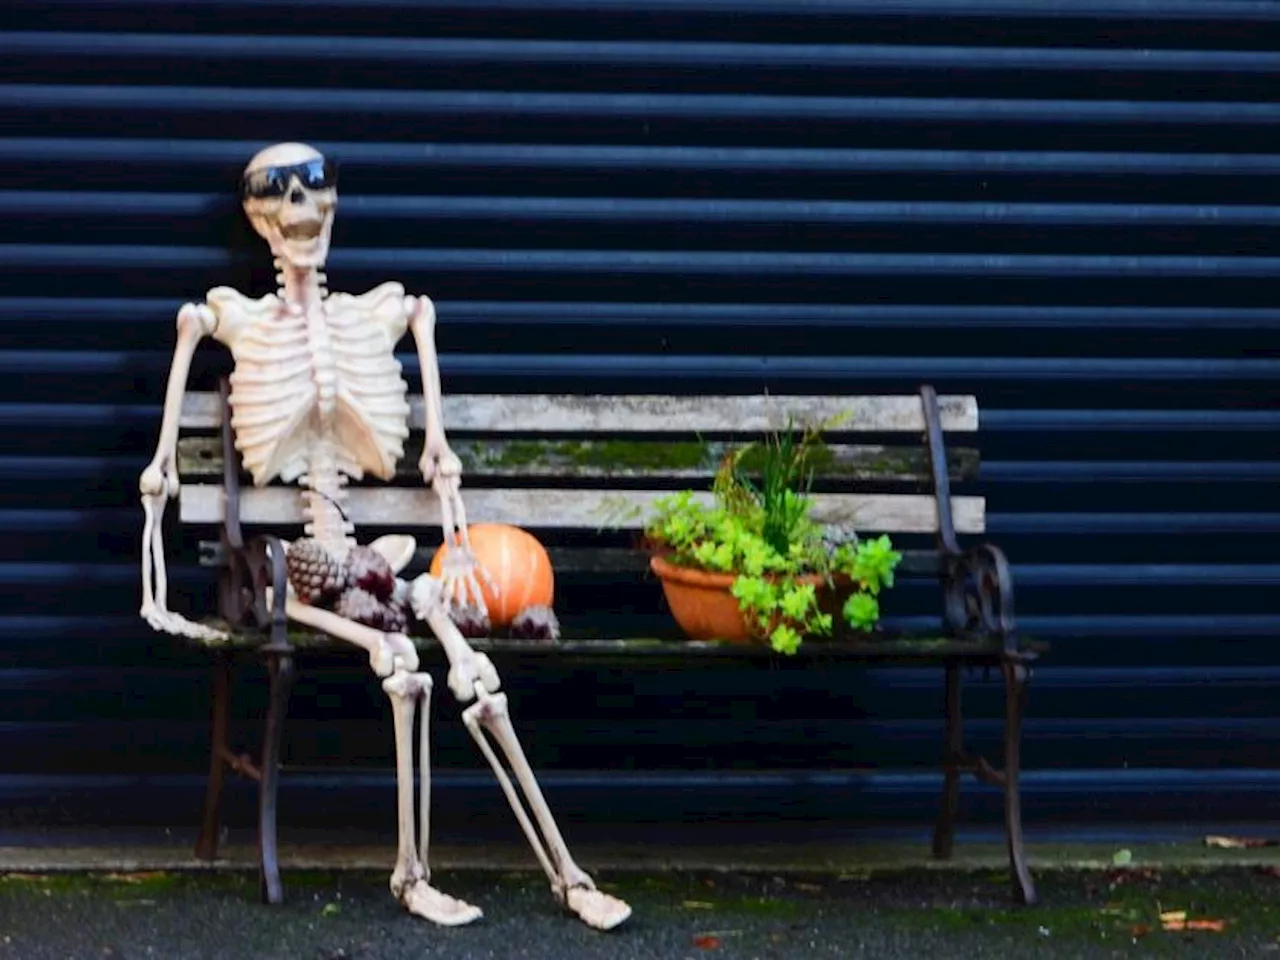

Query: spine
[300,439,355,559]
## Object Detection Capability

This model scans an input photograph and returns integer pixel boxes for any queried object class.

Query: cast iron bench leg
[258,651,295,906]
[1002,657,1037,905]
[194,654,233,860]
[932,660,963,860]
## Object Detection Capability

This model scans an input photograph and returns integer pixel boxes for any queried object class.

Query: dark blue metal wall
[0,0,1277,834]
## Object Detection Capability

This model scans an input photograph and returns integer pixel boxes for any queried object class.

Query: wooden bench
[175,378,1045,906]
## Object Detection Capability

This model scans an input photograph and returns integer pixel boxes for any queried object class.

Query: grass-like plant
[644,420,901,654]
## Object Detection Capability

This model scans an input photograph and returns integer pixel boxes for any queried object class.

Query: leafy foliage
[645,419,902,654]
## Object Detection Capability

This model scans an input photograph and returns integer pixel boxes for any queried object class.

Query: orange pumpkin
[429,523,554,628]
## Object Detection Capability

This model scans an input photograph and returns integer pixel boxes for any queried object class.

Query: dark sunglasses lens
[242,159,337,198]
[242,169,286,198]
[299,158,338,189]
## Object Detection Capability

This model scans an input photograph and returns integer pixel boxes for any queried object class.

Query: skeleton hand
[425,458,499,613]
[419,438,462,486]
[435,525,498,614]
[138,468,229,642]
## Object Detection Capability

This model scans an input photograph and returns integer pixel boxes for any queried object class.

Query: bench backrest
[177,387,982,555]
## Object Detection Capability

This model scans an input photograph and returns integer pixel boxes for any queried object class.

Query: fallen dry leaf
[1130,923,1152,938]
[1159,910,1228,933]
[1205,835,1278,849]
[692,935,721,950]
[1186,919,1228,932]
[102,872,167,884]
[794,882,824,893]
[1160,910,1188,931]
[682,900,715,910]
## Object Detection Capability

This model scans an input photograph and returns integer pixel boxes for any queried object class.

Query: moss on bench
[187,620,1044,662]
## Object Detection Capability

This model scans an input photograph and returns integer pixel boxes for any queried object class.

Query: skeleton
[137,142,631,931]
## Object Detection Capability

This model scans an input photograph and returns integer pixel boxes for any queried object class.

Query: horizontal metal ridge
[983,410,1280,430]
[992,513,1280,534]
[8,244,1280,277]
[0,351,1276,381]
[2,298,1278,331]
[8,32,1280,73]
[9,663,1280,689]
[0,612,1272,640]
[11,191,1280,227]
[984,461,1280,481]
[8,0,1280,23]
[4,137,1279,176]
[6,84,1280,123]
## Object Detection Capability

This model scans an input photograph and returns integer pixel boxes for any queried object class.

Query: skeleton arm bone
[405,295,493,609]
[405,295,454,485]
[139,303,228,641]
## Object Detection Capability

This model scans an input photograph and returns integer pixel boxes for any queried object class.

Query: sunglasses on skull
[241,158,339,200]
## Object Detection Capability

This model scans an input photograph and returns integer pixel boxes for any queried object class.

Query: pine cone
[507,605,561,644]
[345,545,396,601]
[286,538,349,607]
[449,602,491,639]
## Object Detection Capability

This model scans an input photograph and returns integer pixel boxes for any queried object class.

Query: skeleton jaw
[270,209,334,269]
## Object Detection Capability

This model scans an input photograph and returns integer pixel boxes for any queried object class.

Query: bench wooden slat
[180,485,985,534]
[179,392,979,434]
[177,436,979,483]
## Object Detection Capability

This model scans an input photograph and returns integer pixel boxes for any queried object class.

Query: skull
[241,142,337,269]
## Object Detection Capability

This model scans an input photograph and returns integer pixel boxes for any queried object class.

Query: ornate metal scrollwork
[941,542,1020,655]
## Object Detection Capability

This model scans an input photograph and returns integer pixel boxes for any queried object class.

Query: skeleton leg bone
[383,670,483,926]
[273,586,482,925]
[408,574,631,931]
[278,593,418,677]
[462,687,631,931]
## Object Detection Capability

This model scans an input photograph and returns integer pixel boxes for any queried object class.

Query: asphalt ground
[3,864,1280,959]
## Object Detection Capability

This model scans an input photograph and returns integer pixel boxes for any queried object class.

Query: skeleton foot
[461,689,633,931]
[399,878,483,927]
[382,670,482,927]
[565,886,633,931]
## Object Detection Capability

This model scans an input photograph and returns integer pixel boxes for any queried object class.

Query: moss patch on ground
[4,865,1279,958]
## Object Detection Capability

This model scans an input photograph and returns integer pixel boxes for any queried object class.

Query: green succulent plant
[644,419,901,655]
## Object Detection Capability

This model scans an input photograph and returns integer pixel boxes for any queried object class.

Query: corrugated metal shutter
[1,0,1277,833]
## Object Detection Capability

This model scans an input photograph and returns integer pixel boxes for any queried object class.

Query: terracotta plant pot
[649,554,825,644]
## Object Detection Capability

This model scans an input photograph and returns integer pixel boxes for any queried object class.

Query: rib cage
[212,282,414,493]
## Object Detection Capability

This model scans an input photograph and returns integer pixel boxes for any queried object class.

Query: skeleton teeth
[281,221,322,240]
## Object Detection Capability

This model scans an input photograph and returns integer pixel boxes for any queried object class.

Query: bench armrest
[941,541,1022,657]
[245,533,291,652]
